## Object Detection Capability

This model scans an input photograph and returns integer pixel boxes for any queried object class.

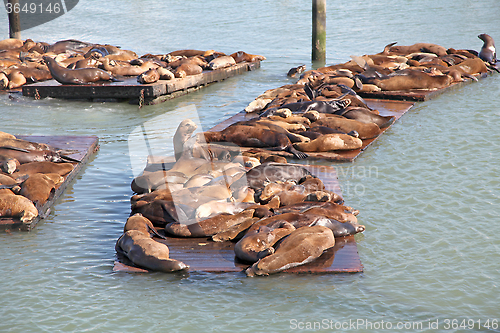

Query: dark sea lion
[43,56,120,85]
[46,39,94,55]
[0,147,78,164]
[137,68,160,84]
[124,213,166,239]
[246,225,335,276]
[115,230,189,272]
[234,221,296,263]
[287,64,306,77]
[478,33,497,64]
[233,162,312,190]
[164,209,255,237]
[0,193,38,222]
[19,173,57,206]
[293,133,362,152]
[342,107,396,128]
[203,124,308,159]
[131,199,186,227]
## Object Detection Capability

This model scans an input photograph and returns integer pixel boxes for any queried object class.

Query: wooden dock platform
[208,98,416,162]
[0,135,99,232]
[113,164,364,274]
[21,62,261,105]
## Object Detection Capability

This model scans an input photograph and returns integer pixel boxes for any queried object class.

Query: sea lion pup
[310,113,382,140]
[115,230,188,272]
[246,225,335,276]
[235,221,296,263]
[202,122,308,159]
[11,161,74,179]
[478,33,496,64]
[137,68,160,84]
[19,173,61,206]
[208,55,236,70]
[0,193,38,222]
[230,51,266,63]
[164,209,255,237]
[42,56,120,85]
[293,133,363,152]
[124,213,166,239]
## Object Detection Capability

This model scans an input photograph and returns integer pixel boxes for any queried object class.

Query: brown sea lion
[367,69,451,91]
[0,193,38,222]
[11,161,73,178]
[232,163,312,190]
[0,72,9,89]
[388,42,448,56]
[230,51,266,63]
[19,173,57,206]
[0,174,17,186]
[115,230,188,272]
[100,57,152,76]
[311,114,382,140]
[293,133,363,152]
[43,56,120,85]
[0,148,77,164]
[164,209,255,237]
[137,68,160,84]
[124,213,166,239]
[0,38,24,50]
[211,216,259,242]
[208,55,236,70]
[235,221,296,263]
[156,67,174,80]
[7,70,26,89]
[173,62,203,78]
[246,225,335,276]
[0,156,20,174]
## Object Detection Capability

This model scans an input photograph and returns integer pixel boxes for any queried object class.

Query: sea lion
[0,147,78,164]
[173,62,203,78]
[202,123,308,159]
[100,57,151,76]
[0,156,20,174]
[130,170,188,194]
[19,173,58,206]
[230,51,266,63]
[366,69,451,91]
[11,161,74,178]
[211,216,259,242]
[0,174,17,186]
[0,38,24,50]
[165,209,255,237]
[43,56,120,85]
[115,230,188,272]
[287,65,306,78]
[194,200,253,220]
[0,72,9,89]
[246,225,335,276]
[293,133,363,152]
[312,114,382,140]
[124,213,166,239]
[7,70,26,89]
[137,68,160,84]
[234,221,296,263]
[208,55,236,70]
[233,163,312,190]
[478,34,496,64]
[173,119,198,161]
[0,193,38,222]
[156,67,174,80]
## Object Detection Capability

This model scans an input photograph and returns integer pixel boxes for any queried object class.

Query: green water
[1,1,499,332]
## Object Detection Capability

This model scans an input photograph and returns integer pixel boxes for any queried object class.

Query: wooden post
[312,0,326,64]
[7,0,21,39]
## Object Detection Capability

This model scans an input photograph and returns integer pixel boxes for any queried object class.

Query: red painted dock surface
[0,135,99,232]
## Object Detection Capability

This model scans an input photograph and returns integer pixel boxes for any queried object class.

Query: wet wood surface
[113,164,364,274]
[0,135,99,232]
[21,62,260,104]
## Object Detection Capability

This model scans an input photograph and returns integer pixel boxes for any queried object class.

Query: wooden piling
[312,0,326,63]
[7,0,21,39]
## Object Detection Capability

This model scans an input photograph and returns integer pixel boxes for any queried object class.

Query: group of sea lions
[296,34,498,94]
[115,119,364,275]
[0,131,77,223]
[0,37,266,88]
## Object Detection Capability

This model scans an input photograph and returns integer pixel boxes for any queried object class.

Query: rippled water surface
[1,1,500,332]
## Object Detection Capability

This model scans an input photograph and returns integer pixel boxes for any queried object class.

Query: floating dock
[208,98,415,162]
[0,135,99,232]
[21,62,261,105]
[113,164,364,274]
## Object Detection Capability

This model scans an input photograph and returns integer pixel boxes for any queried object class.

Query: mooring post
[312,0,326,64]
[7,0,21,39]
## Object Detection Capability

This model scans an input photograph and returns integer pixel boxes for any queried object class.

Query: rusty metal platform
[0,135,99,232]
[21,62,260,105]
[113,164,364,274]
